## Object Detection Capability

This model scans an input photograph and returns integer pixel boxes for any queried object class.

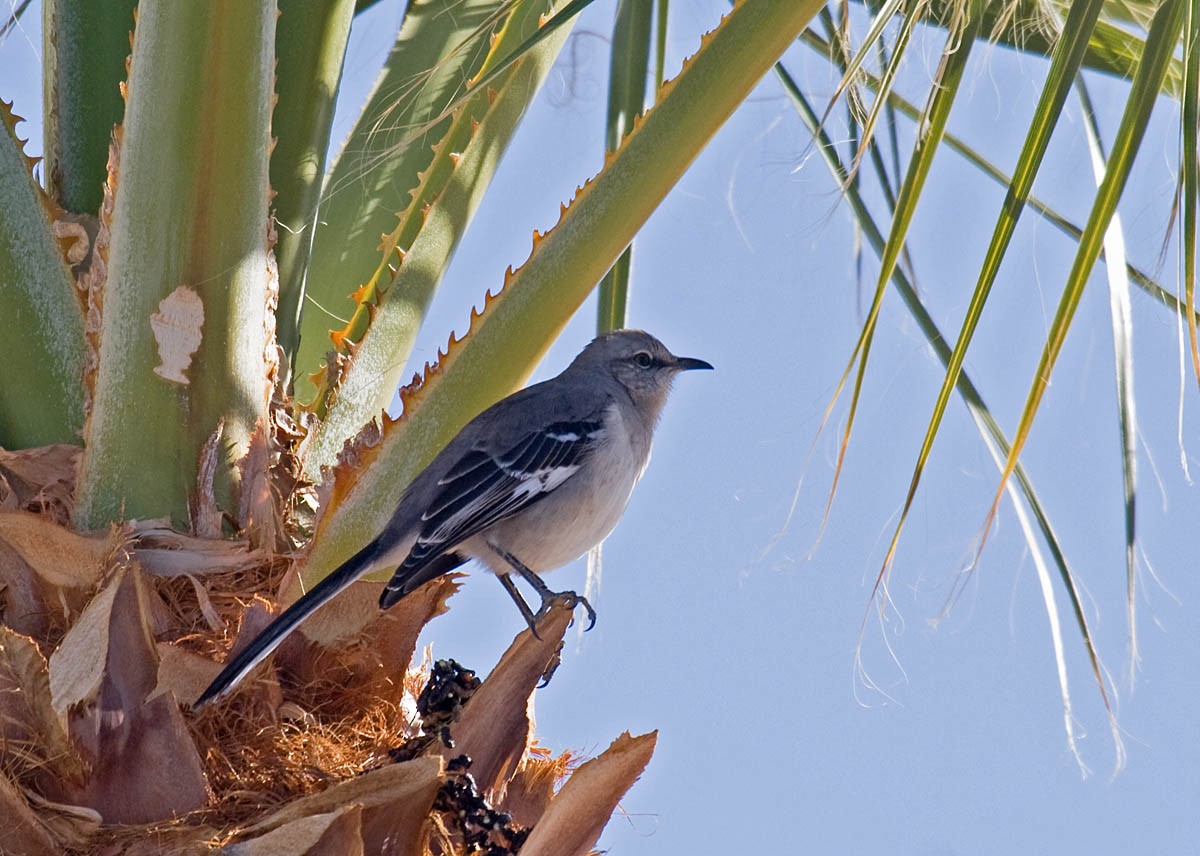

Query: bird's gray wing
[380,416,607,605]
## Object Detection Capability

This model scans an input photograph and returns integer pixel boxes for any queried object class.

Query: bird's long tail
[193,538,382,707]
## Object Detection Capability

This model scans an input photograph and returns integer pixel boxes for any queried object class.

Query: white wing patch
[509,463,581,500]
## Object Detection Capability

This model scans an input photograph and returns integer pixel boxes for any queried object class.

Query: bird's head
[572,329,712,418]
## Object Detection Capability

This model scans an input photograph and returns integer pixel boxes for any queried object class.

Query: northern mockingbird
[196,329,712,705]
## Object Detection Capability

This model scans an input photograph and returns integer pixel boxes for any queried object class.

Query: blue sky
[5,1,1200,852]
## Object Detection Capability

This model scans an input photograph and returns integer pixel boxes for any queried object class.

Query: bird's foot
[537,589,597,632]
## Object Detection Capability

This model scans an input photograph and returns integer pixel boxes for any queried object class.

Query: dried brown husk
[0,446,654,854]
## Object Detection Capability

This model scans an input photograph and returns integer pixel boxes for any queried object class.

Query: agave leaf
[778,66,1116,767]
[596,0,654,334]
[41,0,139,215]
[226,805,365,856]
[826,0,907,113]
[294,0,505,402]
[299,0,826,617]
[0,776,58,856]
[1183,0,1200,382]
[520,730,657,856]
[847,0,923,176]
[822,0,984,542]
[301,0,575,477]
[1077,82,1140,686]
[233,755,443,853]
[915,0,1184,96]
[0,103,85,449]
[51,564,210,823]
[655,0,669,82]
[798,28,1183,314]
[272,0,358,367]
[872,0,1105,601]
[981,0,1185,553]
[75,1,279,529]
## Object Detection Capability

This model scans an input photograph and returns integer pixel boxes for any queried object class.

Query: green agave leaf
[876,0,1105,594]
[597,0,655,334]
[848,0,922,176]
[1077,80,1139,690]
[822,0,984,545]
[777,62,1119,772]
[1182,0,1200,381]
[272,0,357,369]
[0,104,85,448]
[296,0,828,626]
[654,0,668,90]
[42,0,138,215]
[982,0,1185,553]
[915,0,1184,97]
[301,0,575,479]
[802,29,1182,314]
[294,0,508,403]
[1082,16,1183,97]
[75,0,277,529]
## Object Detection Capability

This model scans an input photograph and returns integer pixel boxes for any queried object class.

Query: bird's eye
[633,352,654,369]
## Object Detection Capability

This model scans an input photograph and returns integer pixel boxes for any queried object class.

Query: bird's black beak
[674,356,714,372]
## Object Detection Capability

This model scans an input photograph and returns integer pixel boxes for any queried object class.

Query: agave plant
[0,0,822,851]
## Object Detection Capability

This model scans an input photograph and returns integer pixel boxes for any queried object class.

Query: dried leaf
[0,538,49,636]
[519,731,657,856]
[130,523,267,577]
[225,805,363,856]
[150,642,222,706]
[286,575,379,649]
[236,756,442,854]
[0,509,113,588]
[50,565,210,823]
[0,775,60,856]
[48,570,122,714]
[0,445,78,522]
[0,627,85,793]
[446,603,573,797]
[0,510,114,636]
[500,747,573,829]
[184,574,222,631]
[23,792,102,851]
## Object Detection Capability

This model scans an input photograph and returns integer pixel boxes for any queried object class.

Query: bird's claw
[537,589,596,632]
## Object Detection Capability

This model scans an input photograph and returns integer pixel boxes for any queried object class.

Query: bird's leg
[496,572,541,639]
[492,546,597,631]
